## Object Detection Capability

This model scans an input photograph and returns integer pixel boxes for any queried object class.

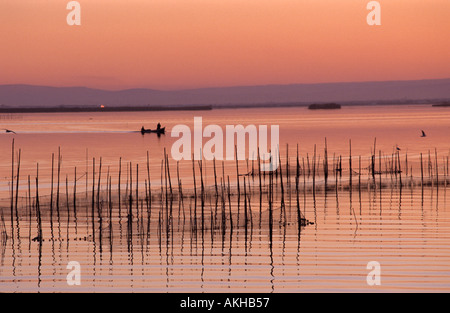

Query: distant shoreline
[0,105,213,114]
[0,99,448,114]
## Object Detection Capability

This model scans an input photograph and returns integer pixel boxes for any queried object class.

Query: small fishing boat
[141,127,165,135]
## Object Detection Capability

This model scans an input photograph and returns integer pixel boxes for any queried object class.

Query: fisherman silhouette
[157,123,161,130]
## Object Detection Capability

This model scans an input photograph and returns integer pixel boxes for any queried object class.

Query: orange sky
[0,0,449,90]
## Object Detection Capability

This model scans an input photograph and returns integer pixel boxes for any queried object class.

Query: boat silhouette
[140,127,165,135]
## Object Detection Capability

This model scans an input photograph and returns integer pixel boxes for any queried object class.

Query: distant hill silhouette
[1,78,450,108]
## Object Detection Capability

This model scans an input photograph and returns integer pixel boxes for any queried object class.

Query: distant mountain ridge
[1,78,450,108]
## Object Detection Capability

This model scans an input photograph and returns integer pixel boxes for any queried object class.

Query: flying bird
[2,129,16,134]
[421,130,427,137]
[396,145,401,151]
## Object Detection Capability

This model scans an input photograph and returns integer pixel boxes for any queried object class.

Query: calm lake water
[1,104,450,292]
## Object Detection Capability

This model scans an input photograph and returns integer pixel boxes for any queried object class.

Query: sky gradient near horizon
[1,0,449,90]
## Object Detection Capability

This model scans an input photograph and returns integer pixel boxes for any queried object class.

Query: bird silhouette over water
[2,129,16,134]
[421,130,427,137]
[396,145,401,151]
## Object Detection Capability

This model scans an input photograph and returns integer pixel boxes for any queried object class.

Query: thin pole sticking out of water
[85,149,88,198]
[227,176,233,231]
[379,151,382,190]
[286,144,290,191]
[358,156,362,194]
[324,138,329,184]
[65,175,70,220]
[118,157,122,218]
[428,151,432,187]
[73,167,77,223]
[15,149,21,219]
[192,154,197,231]
[307,153,310,177]
[160,160,164,199]
[97,157,102,215]
[92,158,95,235]
[136,163,139,214]
[192,154,197,200]
[11,139,14,226]
[258,148,262,198]
[27,175,31,242]
[164,152,168,203]
[268,167,273,242]
[235,145,240,196]
[445,156,448,187]
[372,138,377,180]
[221,178,226,235]
[213,158,218,197]
[349,140,352,190]
[146,152,151,206]
[109,176,113,241]
[129,162,133,218]
[50,153,54,221]
[312,144,316,196]
[167,152,173,197]
[247,175,253,229]
[56,147,61,211]
[435,149,439,189]
[279,149,286,224]
[296,144,300,181]
[199,157,205,231]
[405,153,409,178]
[244,176,248,228]
[177,161,182,200]
[296,145,301,231]
[420,153,424,188]
[35,163,42,242]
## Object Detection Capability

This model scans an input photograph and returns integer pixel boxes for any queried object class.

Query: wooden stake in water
[136,163,139,213]
[397,151,402,188]
[235,145,240,196]
[312,145,316,195]
[15,149,21,218]
[56,147,61,210]
[146,152,151,206]
[296,145,301,231]
[35,164,42,242]
[192,155,197,200]
[324,138,328,183]
[50,153,54,220]
[92,158,96,232]
[11,139,14,225]
[97,158,102,214]
[258,148,262,197]
[358,156,362,193]
[349,140,352,189]
[118,158,122,218]
[73,167,77,222]
[435,149,439,188]
[213,158,218,197]
[420,153,424,188]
